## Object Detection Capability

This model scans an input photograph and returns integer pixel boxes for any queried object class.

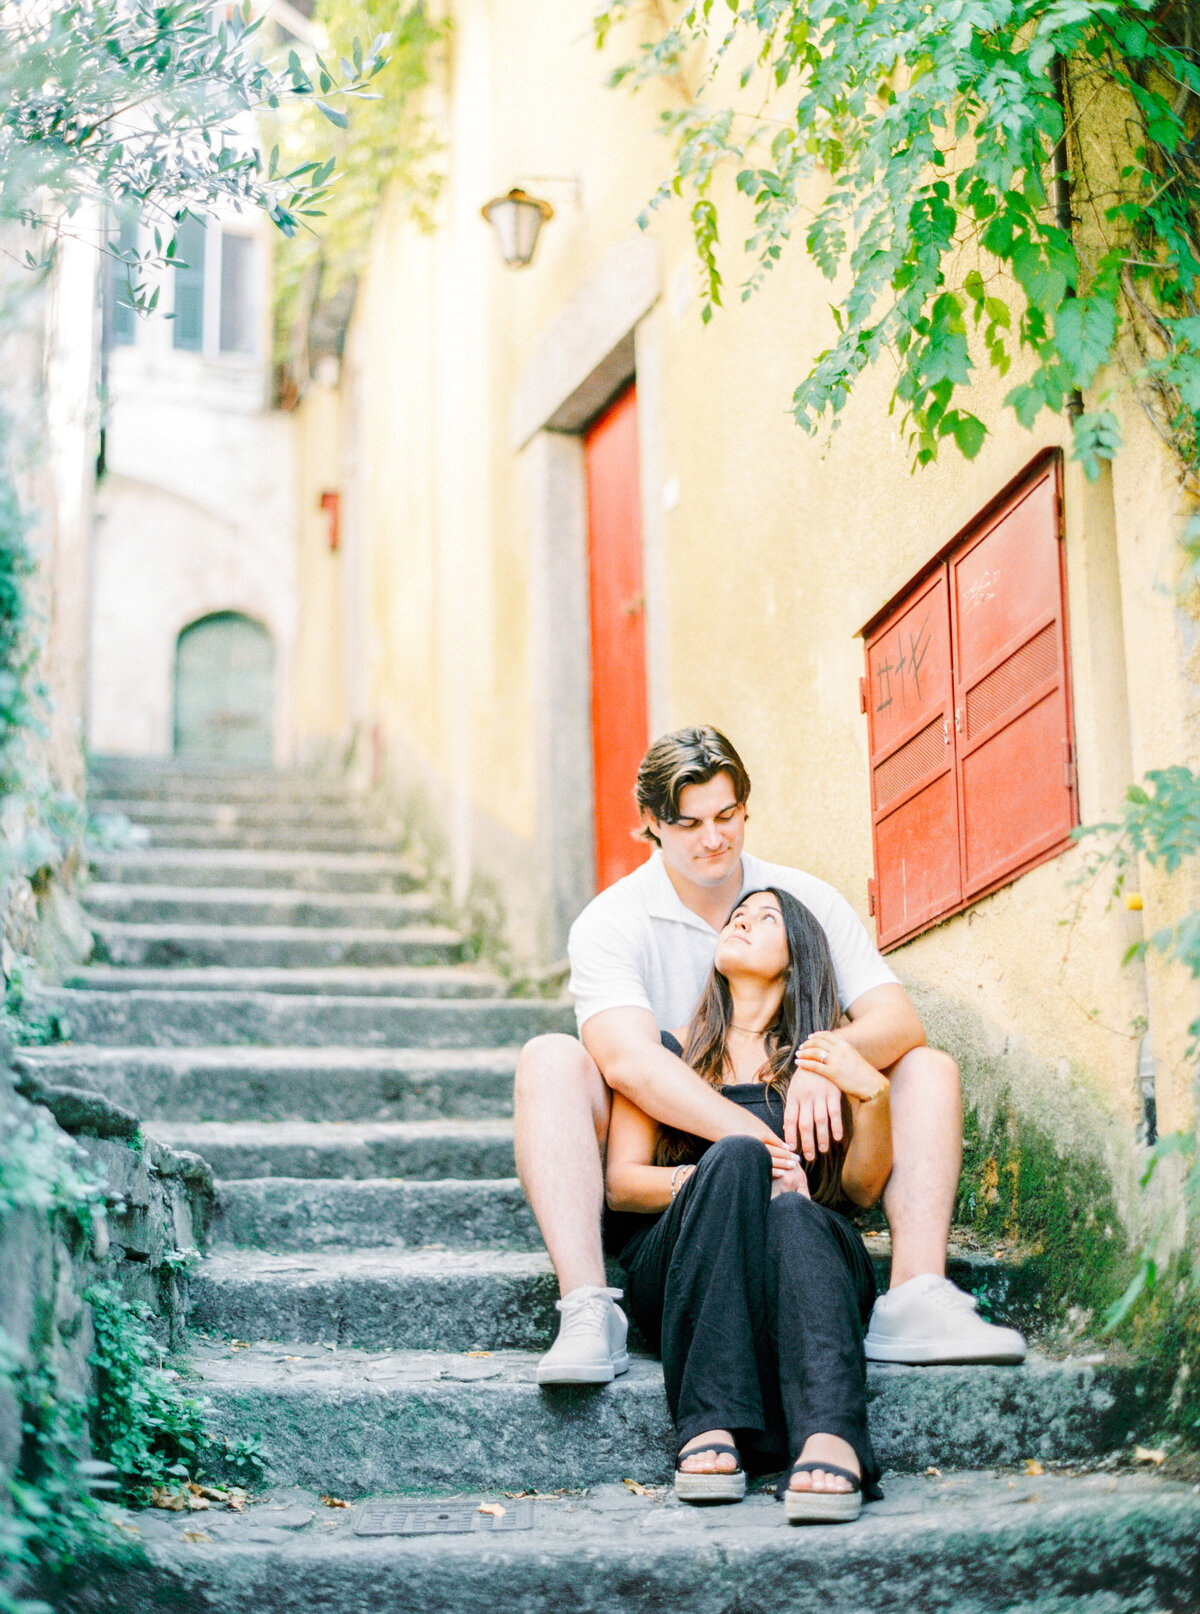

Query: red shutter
[865,569,960,949]
[950,462,1076,899]
[861,453,1077,951]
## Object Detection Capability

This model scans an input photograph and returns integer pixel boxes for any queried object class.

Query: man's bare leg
[867,1046,1026,1364]
[514,1033,611,1296]
[883,1046,961,1288]
[514,1033,629,1385]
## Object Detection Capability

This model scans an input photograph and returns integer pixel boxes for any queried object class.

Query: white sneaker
[864,1274,1027,1365]
[535,1285,630,1385]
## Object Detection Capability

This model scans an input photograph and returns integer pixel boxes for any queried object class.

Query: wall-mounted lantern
[481,188,555,269]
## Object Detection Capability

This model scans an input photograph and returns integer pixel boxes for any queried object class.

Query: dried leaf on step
[149,1487,189,1511]
[321,1495,350,1508]
[111,1519,141,1536]
[226,1496,246,1513]
[185,1495,210,1511]
[181,1530,213,1544]
[477,1503,506,1517]
[1134,1446,1166,1465]
[465,1351,493,1359]
[1023,1460,1045,1476]
[192,1485,230,1502]
[623,1479,652,1495]
[923,1467,941,1478]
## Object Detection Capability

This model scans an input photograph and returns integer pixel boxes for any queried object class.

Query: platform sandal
[783,1460,862,1524]
[674,1442,746,1505]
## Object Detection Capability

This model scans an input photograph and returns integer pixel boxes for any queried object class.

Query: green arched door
[174,612,274,764]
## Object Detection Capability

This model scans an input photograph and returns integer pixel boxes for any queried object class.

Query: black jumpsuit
[613,1032,882,1491]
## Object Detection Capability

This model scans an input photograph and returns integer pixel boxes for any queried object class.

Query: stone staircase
[16,759,1200,1613]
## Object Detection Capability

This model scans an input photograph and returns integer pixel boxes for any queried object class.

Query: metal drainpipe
[1050,54,1085,422]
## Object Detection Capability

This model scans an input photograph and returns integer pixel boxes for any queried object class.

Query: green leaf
[1056,296,1118,389]
[1071,409,1122,481]
[316,102,350,129]
[949,411,987,458]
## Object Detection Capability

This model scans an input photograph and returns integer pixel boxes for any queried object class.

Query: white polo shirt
[568,850,898,1033]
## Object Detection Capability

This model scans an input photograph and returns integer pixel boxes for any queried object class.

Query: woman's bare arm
[605,1092,694,1212]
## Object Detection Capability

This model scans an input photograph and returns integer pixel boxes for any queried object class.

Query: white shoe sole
[864,1337,1027,1366]
[674,1469,746,1504]
[784,1487,861,1524]
[535,1349,630,1386]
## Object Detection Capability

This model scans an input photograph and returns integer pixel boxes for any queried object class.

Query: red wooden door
[950,465,1075,899]
[866,571,961,948]
[584,385,650,891]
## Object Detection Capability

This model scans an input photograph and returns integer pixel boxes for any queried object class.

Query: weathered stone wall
[0,1037,214,1515]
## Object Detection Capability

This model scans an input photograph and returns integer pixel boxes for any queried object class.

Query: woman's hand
[761,1135,804,1179]
[795,1031,888,1105]
[770,1161,812,1200]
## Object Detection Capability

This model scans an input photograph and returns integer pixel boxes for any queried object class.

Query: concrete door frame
[515,235,666,957]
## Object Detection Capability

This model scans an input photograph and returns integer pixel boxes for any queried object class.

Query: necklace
[729,1024,767,1035]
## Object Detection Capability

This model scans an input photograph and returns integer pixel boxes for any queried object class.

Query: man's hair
[635,726,751,844]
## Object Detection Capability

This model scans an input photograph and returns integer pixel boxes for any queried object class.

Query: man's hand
[770,1160,812,1200]
[784,1066,843,1161]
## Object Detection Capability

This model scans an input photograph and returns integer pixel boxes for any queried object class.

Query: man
[514,725,1025,1386]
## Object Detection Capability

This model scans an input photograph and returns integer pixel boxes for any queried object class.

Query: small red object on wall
[319,490,340,552]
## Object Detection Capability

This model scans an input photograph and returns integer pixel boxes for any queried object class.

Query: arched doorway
[174,612,274,764]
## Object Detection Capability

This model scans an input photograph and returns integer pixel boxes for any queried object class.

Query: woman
[604,887,892,1523]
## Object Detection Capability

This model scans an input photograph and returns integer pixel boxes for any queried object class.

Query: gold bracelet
[670,1164,693,1200]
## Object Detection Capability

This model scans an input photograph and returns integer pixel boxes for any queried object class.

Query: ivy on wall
[270,0,447,394]
[592,0,1200,485]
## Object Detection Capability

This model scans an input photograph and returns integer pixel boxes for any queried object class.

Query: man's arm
[784,983,925,1158]
[837,982,925,1067]
[582,1006,799,1174]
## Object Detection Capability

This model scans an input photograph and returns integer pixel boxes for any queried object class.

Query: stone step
[143,1119,517,1180]
[211,1177,538,1252]
[186,1245,1042,1353]
[65,966,502,998]
[136,824,403,853]
[87,849,421,893]
[187,1248,558,1351]
[89,774,357,807]
[57,1471,1200,1614]
[86,920,465,969]
[184,1339,1161,1493]
[82,885,437,931]
[21,990,572,1047]
[202,1181,1041,1316]
[14,1046,520,1122]
[95,798,382,829]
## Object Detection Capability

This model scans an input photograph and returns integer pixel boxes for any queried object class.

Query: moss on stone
[957,1096,1139,1326]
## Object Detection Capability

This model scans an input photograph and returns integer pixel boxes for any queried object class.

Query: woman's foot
[674,1429,745,1505]
[788,1432,860,1494]
[678,1429,739,1473]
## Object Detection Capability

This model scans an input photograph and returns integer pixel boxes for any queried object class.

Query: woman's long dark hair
[656,887,848,1205]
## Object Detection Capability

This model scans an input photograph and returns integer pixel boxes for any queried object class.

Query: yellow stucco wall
[291,382,347,753]
[289,0,1198,1131]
